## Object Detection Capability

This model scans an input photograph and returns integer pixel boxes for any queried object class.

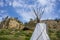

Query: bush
[0,29,10,35]
[48,29,54,33]
[14,31,21,37]
[0,37,9,40]
[56,30,60,38]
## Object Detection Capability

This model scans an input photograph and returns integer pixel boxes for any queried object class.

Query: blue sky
[0,0,60,23]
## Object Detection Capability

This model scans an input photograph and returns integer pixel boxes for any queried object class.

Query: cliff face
[9,18,20,29]
[0,17,60,31]
[0,18,24,30]
[46,20,60,40]
[26,20,60,30]
[41,20,60,30]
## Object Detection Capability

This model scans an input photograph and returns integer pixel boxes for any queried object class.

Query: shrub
[56,30,60,38]
[0,29,10,35]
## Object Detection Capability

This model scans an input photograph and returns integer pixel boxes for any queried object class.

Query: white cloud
[13,1,23,7]
[38,0,48,6]
[0,0,59,22]
[0,0,57,22]
[16,9,36,21]
[8,2,12,6]
[0,1,4,7]
[0,10,7,14]
[0,10,8,21]
[8,0,56,21]
[11,0,37,21]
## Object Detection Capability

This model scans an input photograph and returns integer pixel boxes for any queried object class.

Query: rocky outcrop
[0,17,24,30]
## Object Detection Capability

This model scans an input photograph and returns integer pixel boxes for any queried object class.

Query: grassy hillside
[46,20,60,40]
[0,17,60,40]
[24,20,60,40]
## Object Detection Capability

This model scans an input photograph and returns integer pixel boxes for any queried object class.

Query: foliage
[0,16,60,40]
[0,29,10,35]
[56,30,60,38]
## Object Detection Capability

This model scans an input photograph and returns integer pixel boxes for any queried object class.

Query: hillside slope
[0,17,24,30]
